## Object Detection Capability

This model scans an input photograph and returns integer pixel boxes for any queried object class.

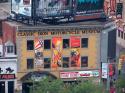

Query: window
[44,58,51,68]
[121,31,123,39]
[81,38,88,48]
[27,40,34,50]
[81,56,88,67]
[6,46,14,53]
[44,40,51,49]
[118,30,120,37]
[63,57,69,68]
[63,39,70,48]
[27,59,34,69]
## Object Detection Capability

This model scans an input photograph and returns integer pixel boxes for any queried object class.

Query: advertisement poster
[76,0,104,14]
[116,3,123,19]
[71,48,80,67]
[70,36,80,48]
[101,63,108,79]
[60,70,99,78]
[11,0,20,14]
[11,0,32,16]
[35,0,70,17]
[18,0,32,16]
[52,37,62,68]
[110,0,116,15]
[34,37,44,68]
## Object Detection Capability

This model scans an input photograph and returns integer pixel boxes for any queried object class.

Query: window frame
[44,58,51,68]
[62,57,70,68]
[44,39,51,50]
[27,40,34,50]
[27,58,34,69]
[81,56,88,67]
[81,38,88,48]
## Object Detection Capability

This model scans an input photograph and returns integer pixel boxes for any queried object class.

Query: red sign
[0,74,15,80]
[70,36,80,48]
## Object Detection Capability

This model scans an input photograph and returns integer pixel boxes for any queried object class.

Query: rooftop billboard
[35,0,71,17]
[11,0,32,16]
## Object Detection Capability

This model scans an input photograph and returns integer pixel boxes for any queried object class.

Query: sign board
[101,63,108,78]
[0,62,17,80]
[60,70,99,78]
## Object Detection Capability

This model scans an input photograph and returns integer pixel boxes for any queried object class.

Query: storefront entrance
[8,81,14,93]
[0,81,5,93]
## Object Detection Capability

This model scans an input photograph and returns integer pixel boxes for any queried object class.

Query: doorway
[0,81,5,93]
[8,81,14,93]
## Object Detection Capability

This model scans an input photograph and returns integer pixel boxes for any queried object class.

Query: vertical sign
[34,37,44,68]
[116,3,123,19]
[110,0,116,15]
[102,63,108,78]
[70,36,80,67]
[52,37,62,68]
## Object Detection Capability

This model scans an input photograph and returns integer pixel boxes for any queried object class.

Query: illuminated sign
[60,70,99,78]
[0,74,16,80]
[17,30,101,36]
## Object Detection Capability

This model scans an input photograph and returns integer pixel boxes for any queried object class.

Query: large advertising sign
[35,0,71,17]
[101,63,108,79]
[76,0,104,15]
[34,37,44,68]
[52,37,62,68]
[60,70,99,78]
[0,62,17,80]
[11,0,32,16]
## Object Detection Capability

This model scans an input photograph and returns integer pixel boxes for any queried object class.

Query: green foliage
[116,76,125,93]
[32,78,104,93]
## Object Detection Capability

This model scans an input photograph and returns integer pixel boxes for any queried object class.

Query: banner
[52,37,62,68]
[110,0,116,15]
[34,37,44,68]
[70,36,80,48]
[71,48,80,67]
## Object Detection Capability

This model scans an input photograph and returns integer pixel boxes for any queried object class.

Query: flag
[34,38,44,50]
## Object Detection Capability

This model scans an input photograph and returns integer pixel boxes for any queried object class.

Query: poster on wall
[71,48,80,67]
[52,37,62,68]
[116,3,123,19]
[35,0,71,17]
[34,37,44,68]
[70,36,80,48]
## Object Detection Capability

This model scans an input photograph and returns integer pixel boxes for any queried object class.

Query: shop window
[63,57,69,68]
[121,31,123,39]
[81,56,88,67]
[27,40,34,50]
[44,39,51,49]
[118,30,120,37]
[27,58,34,69]
[44,58,51,68]
[63,39,70,48]
[81,38,88,48]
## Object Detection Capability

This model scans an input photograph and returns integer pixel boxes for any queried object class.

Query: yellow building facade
[16,24,102,81]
